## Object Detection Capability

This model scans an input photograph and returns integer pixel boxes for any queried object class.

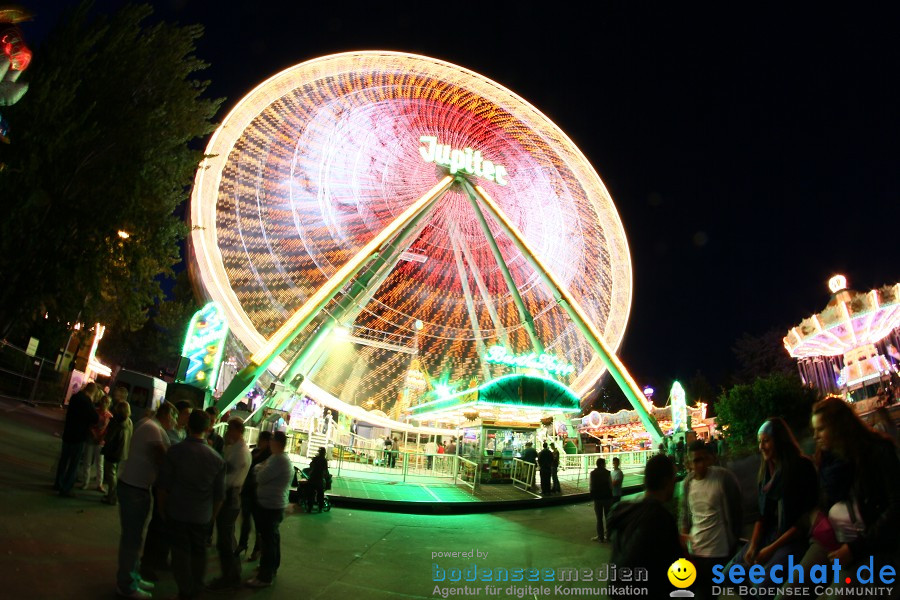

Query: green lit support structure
[461,179,663,443]
[215,176,455,414]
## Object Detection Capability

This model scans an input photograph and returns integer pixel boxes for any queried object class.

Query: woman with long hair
[810,397,900,568]
[728,417,818,597]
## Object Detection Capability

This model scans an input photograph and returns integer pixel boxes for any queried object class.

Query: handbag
[828,498,865,543]
[810,510,841,551]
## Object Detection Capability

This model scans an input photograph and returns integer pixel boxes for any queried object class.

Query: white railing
[455,456,479,491]
[511,459,535,492]
[559,450,653,485]
[332,444,460,483]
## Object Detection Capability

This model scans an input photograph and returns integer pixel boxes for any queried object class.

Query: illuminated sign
[483,345,575,376]
[670,381,687,432]
[419,135,509,185]
[181,302,229,390]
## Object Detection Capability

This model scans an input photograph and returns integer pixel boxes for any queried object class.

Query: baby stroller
[293,466,331,512]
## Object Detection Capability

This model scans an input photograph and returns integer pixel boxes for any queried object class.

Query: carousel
[784,275,900,409]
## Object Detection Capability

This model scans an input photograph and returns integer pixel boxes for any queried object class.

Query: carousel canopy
[784,278,900,358]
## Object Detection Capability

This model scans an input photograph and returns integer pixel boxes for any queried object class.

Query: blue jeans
[254,506,284,582]
[54,440,84,492]
[116,483,152,593]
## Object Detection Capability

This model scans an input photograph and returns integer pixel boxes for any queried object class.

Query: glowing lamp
[829,275,847,294]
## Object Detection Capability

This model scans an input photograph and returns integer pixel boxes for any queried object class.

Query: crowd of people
[54,385,308,599]
[602,397,900,599]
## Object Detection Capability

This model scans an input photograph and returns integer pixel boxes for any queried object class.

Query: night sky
[25,2,900,393]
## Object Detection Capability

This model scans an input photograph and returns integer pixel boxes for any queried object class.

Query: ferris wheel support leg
[279,183,452,386]
[215,175,456,414]
[460,179,545,356]
[465,181,664,444]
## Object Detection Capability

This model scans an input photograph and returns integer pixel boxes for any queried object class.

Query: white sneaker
[116,586,152,599]
[136,579,155,591]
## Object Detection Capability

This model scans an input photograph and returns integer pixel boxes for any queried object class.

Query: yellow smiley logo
[667,558,696,588]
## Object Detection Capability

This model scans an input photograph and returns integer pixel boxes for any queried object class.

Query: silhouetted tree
[732,327,797,384]
[0,2,221,344]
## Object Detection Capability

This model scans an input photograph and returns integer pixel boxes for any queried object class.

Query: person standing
[424,439,438,469]
[167,401,192,446]
[207,418,251,592]
[82,394,113,492]
[157,410,226,600]
[607,454,684,598]
[679,440,743,600]
[101,401,133,506]
[382,435,393,467]
[549,442,561,493]
[115,401,177,599]
[54,381,100,497]
[237,431,271,560]
[610,456,624,503]
[306,446,329,513]
[205,407,224,455]
[246,431,293,588]
[348,419,358,453]
[590,458,614,541]
[537,442,554,495]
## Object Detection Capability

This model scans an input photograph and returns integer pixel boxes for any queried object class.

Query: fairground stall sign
[181,302,229,389]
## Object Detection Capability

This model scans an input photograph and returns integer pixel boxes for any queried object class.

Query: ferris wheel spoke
[448,221,492,381]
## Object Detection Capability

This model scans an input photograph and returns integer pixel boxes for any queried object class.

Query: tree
[0,2,221,344]
[100,270,201,374]
[731,327,798,384]
[714,372,817,454]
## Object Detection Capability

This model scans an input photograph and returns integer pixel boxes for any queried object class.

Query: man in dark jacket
[537,442,554,495]
[237,431,271,560]
[589,457,613,541]
[306,446,328,512]
[608,454,683,598]
[54,381,100,497]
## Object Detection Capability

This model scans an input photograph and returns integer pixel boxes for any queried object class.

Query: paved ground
[0,398,625,600]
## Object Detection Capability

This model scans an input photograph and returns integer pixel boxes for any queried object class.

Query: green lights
[483,345,575,377]
[181,302,229,390]
[410,374,580,420]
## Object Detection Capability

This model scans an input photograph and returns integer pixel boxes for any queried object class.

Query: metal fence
[0,340,65,405]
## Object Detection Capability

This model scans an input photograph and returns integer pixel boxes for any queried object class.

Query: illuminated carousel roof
[784,276,900,358]
[190,52,633,416]
[409,374,580,426]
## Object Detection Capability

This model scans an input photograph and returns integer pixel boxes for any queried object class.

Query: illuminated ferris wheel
[191,51,654,432]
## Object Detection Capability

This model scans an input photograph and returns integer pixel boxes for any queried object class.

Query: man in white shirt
[679,440,743,600]
[246,431,293,588]
[611,456,624,502]
[115,402,177,599]
[208,419,252,592]
[424,439,438,469]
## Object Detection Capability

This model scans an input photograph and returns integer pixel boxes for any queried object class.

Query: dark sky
[25,2,900,392]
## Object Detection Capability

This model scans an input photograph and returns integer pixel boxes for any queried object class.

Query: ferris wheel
[190,51,655,435]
